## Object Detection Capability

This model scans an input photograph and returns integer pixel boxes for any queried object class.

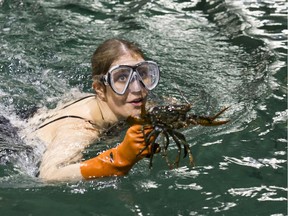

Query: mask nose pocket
[128,72,143,93]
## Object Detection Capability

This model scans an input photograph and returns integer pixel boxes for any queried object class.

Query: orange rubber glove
[80,124,156,180]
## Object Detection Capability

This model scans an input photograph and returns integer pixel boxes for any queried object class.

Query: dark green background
[0,0,286,215]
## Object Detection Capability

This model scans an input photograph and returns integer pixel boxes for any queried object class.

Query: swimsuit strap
[36,95,99,130]
[37,115,90,130]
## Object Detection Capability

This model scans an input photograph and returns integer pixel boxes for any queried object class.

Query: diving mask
[101,61,160,95]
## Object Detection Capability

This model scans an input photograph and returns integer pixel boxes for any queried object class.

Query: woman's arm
[38,122,99,182]
[38,124,156,182]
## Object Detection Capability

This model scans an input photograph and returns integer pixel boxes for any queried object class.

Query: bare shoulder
[36,116,101,146]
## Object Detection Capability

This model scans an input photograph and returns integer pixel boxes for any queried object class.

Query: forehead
[111,54,144,67]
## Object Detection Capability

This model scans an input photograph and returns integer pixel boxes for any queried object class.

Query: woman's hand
[80,124,158,180]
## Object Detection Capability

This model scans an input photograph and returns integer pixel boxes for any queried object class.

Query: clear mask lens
[136,62,159,90]
[107,61,160,95]
[110,67,132,94]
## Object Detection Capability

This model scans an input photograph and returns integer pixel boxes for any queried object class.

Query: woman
[27,38,160,182]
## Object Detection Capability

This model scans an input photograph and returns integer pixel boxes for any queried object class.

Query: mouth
[129,97,145,107]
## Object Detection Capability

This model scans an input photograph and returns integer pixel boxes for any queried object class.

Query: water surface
[0,0,287,215]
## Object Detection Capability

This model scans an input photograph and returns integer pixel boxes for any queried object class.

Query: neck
[93,97,119,127]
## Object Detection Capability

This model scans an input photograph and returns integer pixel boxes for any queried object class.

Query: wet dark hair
[91,38,145,79]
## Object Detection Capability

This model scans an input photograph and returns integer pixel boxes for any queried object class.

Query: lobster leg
[139,127,162,168]
[171,130,187,158]
[170,130,194,167]
[168,130,183,168]
[159,131,173,168]
[138,127,158,154]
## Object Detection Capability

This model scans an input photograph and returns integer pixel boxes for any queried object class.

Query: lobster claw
[191,107,230,126]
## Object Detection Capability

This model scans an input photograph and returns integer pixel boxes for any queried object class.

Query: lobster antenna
[172,83,190,105]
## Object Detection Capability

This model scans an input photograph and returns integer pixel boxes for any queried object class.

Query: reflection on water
[0,0,287,215]
[223,156,286,169]
[229,185,287,202]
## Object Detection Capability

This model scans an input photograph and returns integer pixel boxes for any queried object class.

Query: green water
[0,0,287,215]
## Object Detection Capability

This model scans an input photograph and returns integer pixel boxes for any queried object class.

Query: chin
[128,108,142,118]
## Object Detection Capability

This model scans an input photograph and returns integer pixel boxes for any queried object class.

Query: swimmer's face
[102,54,148,119]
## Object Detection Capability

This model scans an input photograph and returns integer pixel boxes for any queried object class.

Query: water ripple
[228,185,287,201]
[223,156,286,169]
[0,0,286,215]
[168,182,203,191]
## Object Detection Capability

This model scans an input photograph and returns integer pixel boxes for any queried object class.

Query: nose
[128,72,143,93]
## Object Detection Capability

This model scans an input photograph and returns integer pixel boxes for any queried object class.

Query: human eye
[137,66,149,79]
[112,69,130,83]
[118,74,129,82]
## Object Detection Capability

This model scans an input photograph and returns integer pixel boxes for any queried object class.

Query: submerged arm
[38,123,156,182]
[38,123,99,182]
